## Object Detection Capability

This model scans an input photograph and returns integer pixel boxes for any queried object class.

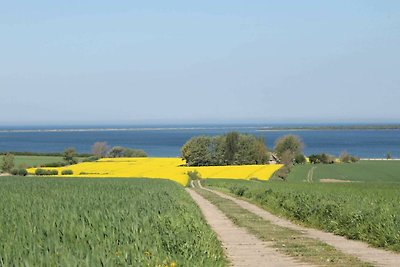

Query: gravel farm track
[188,181,400,267]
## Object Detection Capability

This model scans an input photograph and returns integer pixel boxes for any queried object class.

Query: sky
[1,1,399,125]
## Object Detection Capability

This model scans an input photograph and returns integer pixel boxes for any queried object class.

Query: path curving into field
[186,188,310,267]
[200,183,400,267]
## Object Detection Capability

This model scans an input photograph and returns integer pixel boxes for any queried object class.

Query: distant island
[258,124,400,131]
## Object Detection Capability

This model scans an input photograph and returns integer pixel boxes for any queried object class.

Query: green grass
[195,187,371,266]
[274,160,400,183]
[205,179,400,252]
[0,155,88,170]
[0,177,227,266]
[0,155,64,169]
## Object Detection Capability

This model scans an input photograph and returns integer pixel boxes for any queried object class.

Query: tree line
[181,132,269,166]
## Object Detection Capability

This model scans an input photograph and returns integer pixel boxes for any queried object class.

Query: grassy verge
[205,179,400,252]
[194,187,371,266]
[0,177,227,266]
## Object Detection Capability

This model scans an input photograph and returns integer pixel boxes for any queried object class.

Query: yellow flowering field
[27,158,283,186]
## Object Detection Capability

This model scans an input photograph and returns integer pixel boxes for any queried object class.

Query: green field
[205,178,400,252]
[0,155,89,171]
[274,160,400,183]
[0,155,64,169]
[0,177,226,266]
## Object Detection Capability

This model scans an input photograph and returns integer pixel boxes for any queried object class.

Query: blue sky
[1,1,399,125]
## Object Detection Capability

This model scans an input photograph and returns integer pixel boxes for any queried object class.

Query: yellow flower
[27,157,282,185]
[170,262,177,267]
[144,251,151,257]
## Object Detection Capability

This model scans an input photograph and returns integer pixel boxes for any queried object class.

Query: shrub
[294,154,306,164]
[81,156,99,162]
[309,153,335,164]
[187,170,201,180]
[61,170,73,175]
[340,152,360,163]
[11,168,28,176]
[41,162,68,167]
[350,156,360,163]
[35,169,58,176]
[1,153,15,173]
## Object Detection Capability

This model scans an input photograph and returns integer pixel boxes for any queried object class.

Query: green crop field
[205,178,400,252]
[274,160,400,183]
[0,177,226,266]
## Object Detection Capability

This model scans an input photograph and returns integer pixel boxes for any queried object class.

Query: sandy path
[201,184,400,267]
[186,188,310,267]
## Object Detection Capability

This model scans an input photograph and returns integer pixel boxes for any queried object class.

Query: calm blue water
[0,125,399,158]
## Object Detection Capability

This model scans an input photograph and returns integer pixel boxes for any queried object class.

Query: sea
[0,124,399,158]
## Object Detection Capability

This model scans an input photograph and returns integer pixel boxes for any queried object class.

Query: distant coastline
[258,125,400,131]
[0,124,399,133]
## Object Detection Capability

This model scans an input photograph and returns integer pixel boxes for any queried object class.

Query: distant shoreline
[0,124,399,133]
[258,125,400,131]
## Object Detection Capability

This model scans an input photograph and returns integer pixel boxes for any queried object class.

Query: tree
[181,136,212,166]
[63,147,77,165]
[92,142,109,158]
[339,152,351,163]
[274,135,304,159]
[108,146,125,158]
[225,132,239,164]
[123,148,147,157]
[1,153,15,173]
[294,154,306,164]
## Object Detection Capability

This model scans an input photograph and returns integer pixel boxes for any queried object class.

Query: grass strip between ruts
[194,187,372,267]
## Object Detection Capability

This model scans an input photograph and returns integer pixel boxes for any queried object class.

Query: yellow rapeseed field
[27,158,283,186]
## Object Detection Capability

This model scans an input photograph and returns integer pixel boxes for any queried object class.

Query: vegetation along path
[197,181,400,267]
[186,187,309,267]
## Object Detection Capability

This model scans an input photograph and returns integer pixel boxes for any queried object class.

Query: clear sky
[1,1,399,125]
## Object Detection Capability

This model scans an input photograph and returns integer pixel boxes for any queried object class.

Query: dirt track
[200,184,400,267]
[186,188,310,267]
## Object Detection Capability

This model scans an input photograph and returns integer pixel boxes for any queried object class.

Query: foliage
[1,153,15,173]
[339,152,359,163]
[187,170,202,180]
[274,135,304,159]
[11,168,28,176]
[63,147,78,165]
[309,153,335,164]
[91,142,110,158]
[294,154,306,164]
[205,179,400,252]
[108,146,147,158]
[61,169,73,175]
[181,132,269,166]
[81,156,100,162]
[275,165,291,181]
[35,168,58,176]
[41,161,68,167]
[0,177,227,266]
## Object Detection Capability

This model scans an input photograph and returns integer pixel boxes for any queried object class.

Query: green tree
[274,135,304,159]
[1,153,15,173]
[224,132,239,164]
[63,148,77,165]
[181,136,212,166]
[123,148,147,157]
[109,146,125,158]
